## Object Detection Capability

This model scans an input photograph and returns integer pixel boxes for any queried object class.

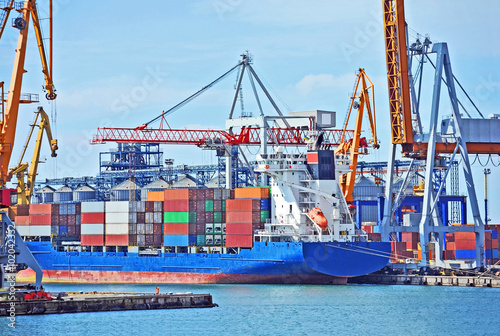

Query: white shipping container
[129,212,137,224]
[153,201,163,212]
[134,201,145,212]
[81,223,104,235]
[145,212,154,224]
[105,211,130,223]
[153,212,162,224]
[105,223,129,235]
[29,225,51,237]
[105,201,132,213]
[16,226,30,236]
[81,201,105,213]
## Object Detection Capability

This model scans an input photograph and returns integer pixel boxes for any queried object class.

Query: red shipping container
[485,231,492,239]
[445,233,455,242]
[492,238,499,249]
[145,234,154,244]
[163,223,189,235]
[105,234,128,246]
[445,250,456,259]
[129,234,137,244]
[68,215,77,226]
[29,203,54,215]
[17,205,30,216]
[406,240,418,250]
[367,233,381,242]
[164,200,190,212]
[81,234,104,246]
[145,201,154,212]
[164,189,197,201]
[401,232,419,242]
[29,214,52,225]
[455,240,476,250]
[213,200,222,212]
[252,222,264,231]
[455,232,475,240]
[361,226,373,234]
[58,215,68,226]
[205,212,214,223]
[136,212,145,224]
[226,211,253,223]
[226,199,260,212]
[76,226,81,237]
[153,234,162,246]
[446,242,456,251]
[196,223,205,235]
[485,240,492,250]
[226,234,253,248]
[81,212,105,224]
[226,223,253,235]
[153,223,162,234]
[189,224,197,235]
[15,216,30,225]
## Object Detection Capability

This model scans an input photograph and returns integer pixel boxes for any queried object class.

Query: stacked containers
[484,230,499,263]
[58,203,81,238]
[400,232,419,258]
[453,231,476,259]
[225,199,260,248]
[163,189,192,246]
[234,187,270,230]
[81,201,105,246]
[129,201,163,247]
[14,205,30,236]
[105,201,131,246]
[28,204,58,236]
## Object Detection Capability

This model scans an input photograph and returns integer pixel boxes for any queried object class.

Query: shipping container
[81,223,104,235]
[226,234,253,248]
[105,234,129,246]
[153,201,163,212]
[205,200,214,212]
[164,234,189,246]
[226,223,253,235]
[164,211,189,223]
[153,234,162,246]
[205,235,214,245]
[234,187,269,199]
[163,223,189,235]
[213,212,222,223]
[260,198,270,210]
[145,212,154,224]
[29,214,53,225]
[205,223,214,234]
[81,234,104,246]
[204,212,214,223]
[81,201,105,213]
[196,234,205,246]
[455,240,476,250]
[401,232,420,242]
[137,223,146,235]
[454,232,476,240]
[213,200,222,211]
[154,212,163,224]
[189,235,197,246]
[14,216,30,225]
[81,212,105,224]
[226,211,254,223]
[164,189,196,201]
[145,201,154,212]
[213,235,222,245]
[105,201,133,213]
[105,212,130,224]
[455,250,476,259]
[214,223,222,234]
[260,210,270,222]
[16,226,30,236]
[17,205,30,216]
[145,223,153,233]
[67,226,76,237]
[226,199,260,212]
[189,212,198,224]
[153,223,162,235]
[147,191,165,202]
[105,223,129,235]
[128,223,137,235]
[136,212,145,224]
[29,225,51,236]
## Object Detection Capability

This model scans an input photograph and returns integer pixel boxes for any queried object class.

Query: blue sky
[1,0,499,222]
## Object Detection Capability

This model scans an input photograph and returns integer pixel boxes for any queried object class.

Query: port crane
[335,68,379,204]
[380,0,497,269]
[9,107,58,205]
[0,0,58,290]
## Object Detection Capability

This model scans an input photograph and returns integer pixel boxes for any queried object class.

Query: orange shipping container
[226,211,254,223]
[81,234,104,246]
[226,234,253,248]
[454,232,475,240]
[455,240,476,250]
[163,223,189,235]
[15,215,30,225]
[226,223,253,235]
[105,234,129,246]
[29,204,55,215]
[164,189,197,201]
[147,191,165,201]
[446,242,456,251]
[234,187,269,199]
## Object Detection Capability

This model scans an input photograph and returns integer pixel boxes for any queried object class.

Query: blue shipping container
[455,250,476,259]
[164,234,189,247]
[491,230,498,239]
[58,225,68,237]
[260,199,270,211]
[494,249,499,258]
[189,235,197,246]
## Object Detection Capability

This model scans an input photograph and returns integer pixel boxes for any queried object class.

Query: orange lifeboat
[308,207,328,230]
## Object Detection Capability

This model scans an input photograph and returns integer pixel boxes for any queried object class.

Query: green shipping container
[205,200,214,212]
[260,210,270,222]
[164,211,189,223]
[222,200,226,211]
[213,211,222,223]
[214,223,222,234]
[196,235,205,246]
[205,223,214,234]
[189,212,197,224]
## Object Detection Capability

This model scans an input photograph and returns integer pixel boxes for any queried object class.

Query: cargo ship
[16,148,391,284]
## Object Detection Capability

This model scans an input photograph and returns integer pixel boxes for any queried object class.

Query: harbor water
[2,283,499,336]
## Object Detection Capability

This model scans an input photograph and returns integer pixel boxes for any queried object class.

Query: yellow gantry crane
[9,107,57,205]
[335,68,379,204]
[0,0,56,193]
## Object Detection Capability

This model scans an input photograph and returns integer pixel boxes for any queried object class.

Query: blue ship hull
[20,241,391,284]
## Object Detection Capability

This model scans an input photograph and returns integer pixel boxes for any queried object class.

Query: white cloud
[295,73,353,97]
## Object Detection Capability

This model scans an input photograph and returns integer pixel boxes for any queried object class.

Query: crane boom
[0,0,56,188]
[383,0,413,152]
[335,69,378,203]
[9,107,57,205]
